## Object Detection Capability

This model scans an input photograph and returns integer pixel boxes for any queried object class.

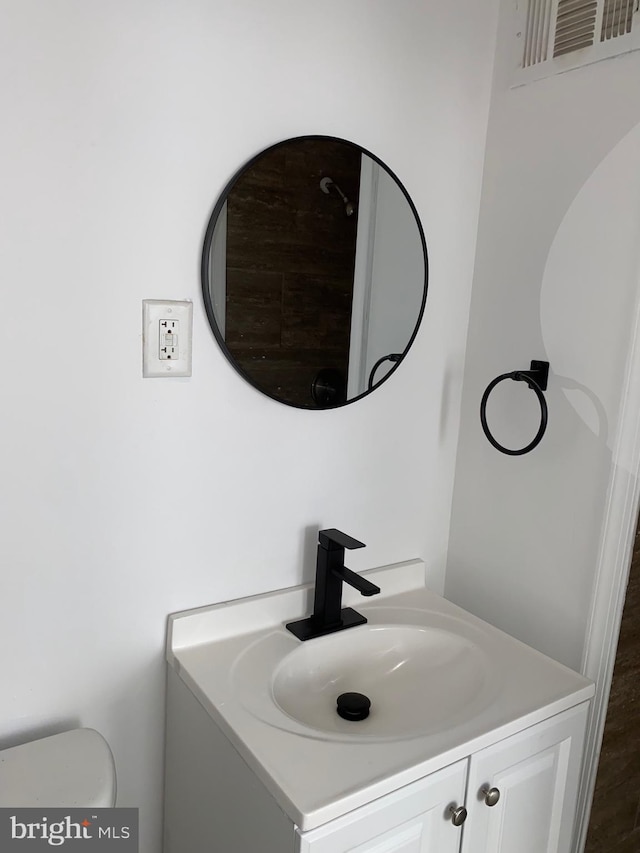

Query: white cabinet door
[297,759,467,853]
[462,703,589,853]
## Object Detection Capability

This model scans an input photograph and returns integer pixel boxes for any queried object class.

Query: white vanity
[163,560,594,853]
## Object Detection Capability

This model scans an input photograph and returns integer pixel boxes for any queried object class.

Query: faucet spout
[286,528,381,641]
[332,565,380,597]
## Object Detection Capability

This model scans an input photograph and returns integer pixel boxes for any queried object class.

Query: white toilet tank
[0,728,116,807]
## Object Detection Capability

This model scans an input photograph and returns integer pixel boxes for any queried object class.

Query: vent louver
[554,0,597,57]
[523,0,553,65]
[518,0,639,80]
[601,0,634,40]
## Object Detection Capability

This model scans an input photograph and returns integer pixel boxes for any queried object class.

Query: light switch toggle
[159,319,179,360]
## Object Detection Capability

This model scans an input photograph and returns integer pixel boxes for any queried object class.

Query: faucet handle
[319,529,366,551]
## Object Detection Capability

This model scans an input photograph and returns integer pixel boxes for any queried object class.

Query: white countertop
[167,560,594,831]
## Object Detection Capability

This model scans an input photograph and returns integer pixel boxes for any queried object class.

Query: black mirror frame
[201,134,429,409]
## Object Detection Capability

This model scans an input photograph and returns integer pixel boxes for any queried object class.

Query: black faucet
[286,529,380,641]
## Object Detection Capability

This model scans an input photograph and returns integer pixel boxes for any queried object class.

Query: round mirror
[202,136,428,409]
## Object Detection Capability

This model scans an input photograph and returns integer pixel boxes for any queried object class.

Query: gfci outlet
[143,300,193,378]
[159,318,179,360]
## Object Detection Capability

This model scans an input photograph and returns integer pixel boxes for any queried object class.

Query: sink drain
[336,692,371,721]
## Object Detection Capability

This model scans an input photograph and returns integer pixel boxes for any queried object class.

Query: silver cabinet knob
[449,805,468,826]
[482,786,501,807]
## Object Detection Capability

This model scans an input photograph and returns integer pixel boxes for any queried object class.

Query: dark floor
[584,520,640,852]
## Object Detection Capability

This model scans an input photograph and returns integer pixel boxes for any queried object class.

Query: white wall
[447,0,640,672]
[0,2,499,850]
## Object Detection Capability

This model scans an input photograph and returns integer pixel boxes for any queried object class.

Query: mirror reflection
[202,136,427,408]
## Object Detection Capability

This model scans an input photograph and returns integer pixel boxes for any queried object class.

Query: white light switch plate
[142,299,193,378]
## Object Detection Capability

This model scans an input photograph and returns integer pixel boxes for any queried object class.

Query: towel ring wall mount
[480,360,550,456]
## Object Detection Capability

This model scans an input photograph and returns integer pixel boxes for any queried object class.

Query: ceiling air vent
[514,0,639,84]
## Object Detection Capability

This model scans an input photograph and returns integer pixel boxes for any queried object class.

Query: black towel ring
[480,360,550,456]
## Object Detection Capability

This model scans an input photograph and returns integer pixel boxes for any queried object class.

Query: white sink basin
[231,606,500,741]
[273,623,491,739]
